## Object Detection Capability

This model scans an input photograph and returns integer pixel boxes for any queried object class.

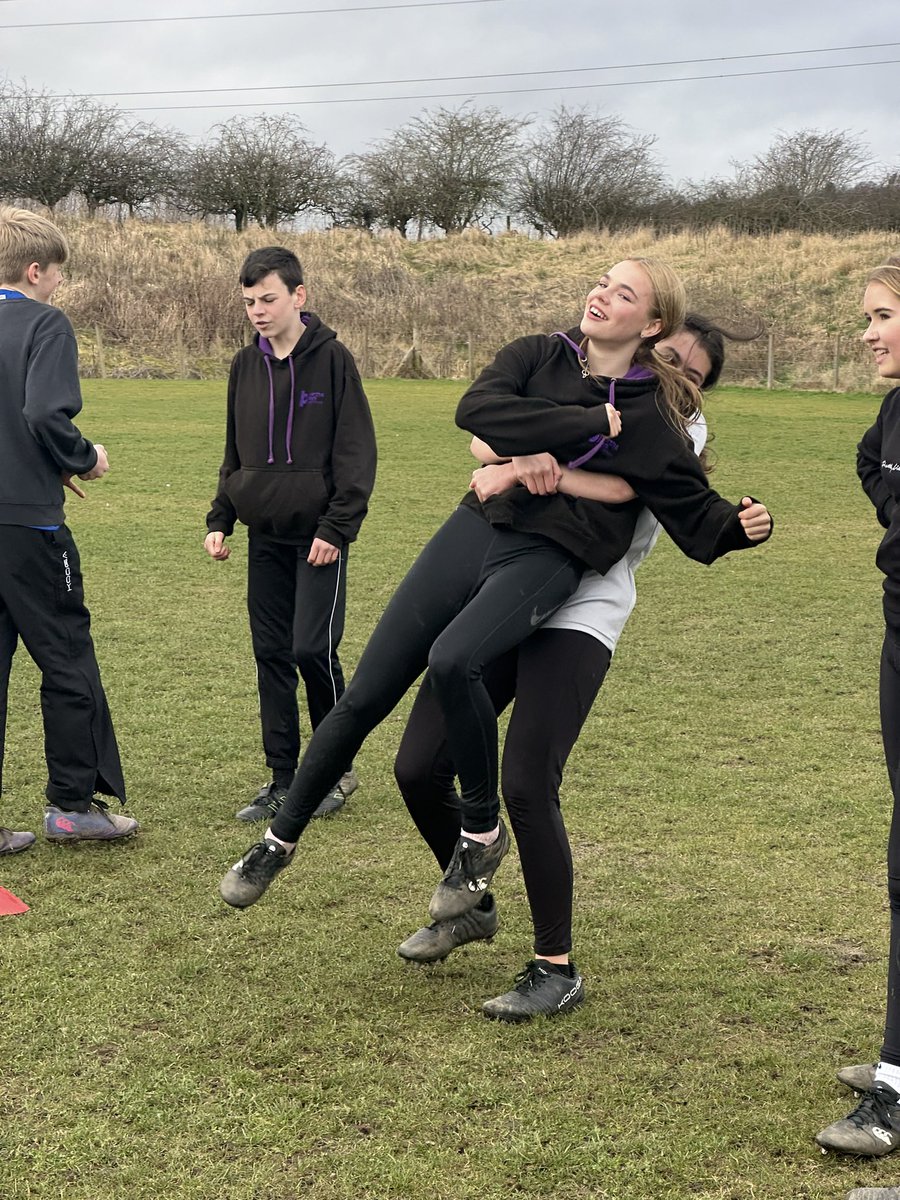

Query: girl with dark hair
[218,261,772,922]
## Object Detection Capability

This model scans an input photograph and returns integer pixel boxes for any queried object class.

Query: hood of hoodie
[554,327,655,386]
[253,312,337,466]
[254,311,336,362]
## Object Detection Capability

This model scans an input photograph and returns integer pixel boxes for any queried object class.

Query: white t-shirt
[544,414,708,653]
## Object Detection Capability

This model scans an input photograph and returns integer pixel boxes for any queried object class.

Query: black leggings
[880,630,900,1065]
[270,506,582,843]
[394,628,610,956]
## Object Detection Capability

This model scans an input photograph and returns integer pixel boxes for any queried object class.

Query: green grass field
[0,380,895,1200]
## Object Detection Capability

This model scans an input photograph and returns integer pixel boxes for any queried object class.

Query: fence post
[833,335,841,392]
[362,325,370,378]
[467,334,474,380]
[766,333,774,390]
[176,328,187,379]
[94,324,107,379]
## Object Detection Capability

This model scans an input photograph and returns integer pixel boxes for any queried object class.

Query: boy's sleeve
[205,364,240,535]
[455,338,612,460]
[858,401,895,529]
[23,326,98,476]
[315,350,377,548]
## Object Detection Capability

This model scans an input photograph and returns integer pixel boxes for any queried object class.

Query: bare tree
[512,106,663,237]
[719,128,879,233]
[737,128,876,198]
[328,171,379,232]
[79,122,186,217]
[392,102,526,235]
[339,141,426,236]
[180,114,340,231]
[0,82,116,210]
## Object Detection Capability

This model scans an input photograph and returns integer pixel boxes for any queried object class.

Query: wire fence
[709,333,878,393]
[340,328,885,395]
[79,325,886,395]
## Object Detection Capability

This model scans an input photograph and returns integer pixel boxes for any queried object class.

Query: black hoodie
[206,313,376,546]
[0,294,98,526]
[858,387,900,629]
[456,330,767,575]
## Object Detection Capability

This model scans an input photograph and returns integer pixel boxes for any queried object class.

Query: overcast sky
[1,0,897,188]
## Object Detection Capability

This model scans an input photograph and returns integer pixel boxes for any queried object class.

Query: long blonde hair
[626,256,703,440]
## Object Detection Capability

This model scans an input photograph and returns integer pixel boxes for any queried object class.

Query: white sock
[461,825,498,847]
[875,1061,900,1092]
[265,830,296,854]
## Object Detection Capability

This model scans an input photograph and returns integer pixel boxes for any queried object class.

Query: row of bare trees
[1,79,898,237]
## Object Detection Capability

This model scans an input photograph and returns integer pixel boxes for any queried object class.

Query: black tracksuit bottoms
[0,524,125,810]
[269,505,582,843]
[394,628,611,956]
[879,628,900,1065]
[247,532,349,775]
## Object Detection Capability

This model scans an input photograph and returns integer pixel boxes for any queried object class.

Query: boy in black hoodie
[205,247,376,823]
[0,206,138,851]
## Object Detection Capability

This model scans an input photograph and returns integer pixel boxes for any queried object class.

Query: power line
[0,0,505,29]
[118,56,900,112]
[48,42,900,100]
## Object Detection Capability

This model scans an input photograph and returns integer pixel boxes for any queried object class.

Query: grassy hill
[55,219,900,392]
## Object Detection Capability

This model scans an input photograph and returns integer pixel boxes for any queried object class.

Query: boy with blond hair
[0,206,138,852]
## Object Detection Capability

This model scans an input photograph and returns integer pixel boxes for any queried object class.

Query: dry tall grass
[56,219,899,390]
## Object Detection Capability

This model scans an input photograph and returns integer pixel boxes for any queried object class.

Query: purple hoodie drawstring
[285,357,296,465]
[263,355,276,464]
[568,379,618,468]
[258,333,299,465]
[550,332,618,467]
[550,331,655,469]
